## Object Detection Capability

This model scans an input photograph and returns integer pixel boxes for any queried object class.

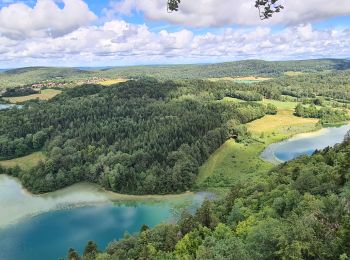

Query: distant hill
[1,59,350,89]
[0,67,92,89]
[102,59,350,79]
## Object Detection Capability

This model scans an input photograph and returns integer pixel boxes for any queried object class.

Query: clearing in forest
[197,139,272,189]
[4,89,62,103]
[258,99,298,110]
[247,109,319,135]
[99,79,128,86]
[0,152,45,170]
[208,76,271,82]
[284,71,305,76]
[197,100,320,191]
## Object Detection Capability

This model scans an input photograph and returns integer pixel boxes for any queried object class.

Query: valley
[0,59,350,260]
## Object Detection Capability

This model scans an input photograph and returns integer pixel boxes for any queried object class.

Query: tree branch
[167,0,284,19]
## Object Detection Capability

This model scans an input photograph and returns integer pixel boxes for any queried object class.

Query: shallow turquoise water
[0,203,172,260]
[261,123,350,163]
[0,176,211,260]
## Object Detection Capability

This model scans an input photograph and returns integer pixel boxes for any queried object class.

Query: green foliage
[265,103,278,115]
[67,248,80,260]
[1,59,350,89]
[2,87,39,97]
[278,70,350,102]
[0,79,269,195]
[88,136,350,259]
[295,103,349,123]
[225,90,263,101]
[140,224,150,233]
[195,200,219,229]
[83,241,99,259]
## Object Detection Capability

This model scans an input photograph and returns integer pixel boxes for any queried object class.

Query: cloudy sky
[0,0,350,68]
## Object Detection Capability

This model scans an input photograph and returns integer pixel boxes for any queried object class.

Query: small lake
[0,103,23,110]
[0,104,14,110]
[0,175,212,260]
[261,123,350,164]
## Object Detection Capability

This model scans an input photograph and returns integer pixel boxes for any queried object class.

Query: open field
[208,76,272,82]
[284,71,306,76]
[258,99,298,110]
[0,152,45,170]
[196,139,272,189]
[220,97,246,103]
[196,105,320,190]
[247,109,319,135]
[99,78,128,86]
[3,89,62,103]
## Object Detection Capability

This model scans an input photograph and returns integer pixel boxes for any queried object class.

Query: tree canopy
[67,135,350,259]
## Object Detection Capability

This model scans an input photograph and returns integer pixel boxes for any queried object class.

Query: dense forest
[1,59,350,89]
[295,104,349,124]
[1,71,349,194]
[263,71,350,102]
[68,133,350,260]
[0,79,276,194]
[2,87,39,97]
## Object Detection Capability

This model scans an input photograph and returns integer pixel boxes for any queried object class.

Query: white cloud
[109,0,350,27]
[0,0,97,39]
[0,20,349,67]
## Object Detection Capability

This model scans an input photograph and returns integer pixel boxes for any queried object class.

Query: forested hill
[103,59,350,79]
[71,133,350,260]
[0,79,273,194]
[1,59,350,88]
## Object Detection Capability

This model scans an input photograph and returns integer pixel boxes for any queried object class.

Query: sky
[0,0,350,68]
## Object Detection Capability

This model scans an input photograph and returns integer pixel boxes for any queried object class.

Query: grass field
[258,99,298,110]
[99,79,128,86]
[196,139,272,188]
[4,89,62,103]
[196,100,320,191]
[208,76,271,82]
[284,71,305,76]
[220,97,246,103]
[247,109,319,135]
[0,152,45,170]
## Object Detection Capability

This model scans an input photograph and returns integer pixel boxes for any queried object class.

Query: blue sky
[0,0,349,68]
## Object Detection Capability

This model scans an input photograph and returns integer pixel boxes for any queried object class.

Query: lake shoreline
[260,126,327,165]
[2,174,196,202]
[0,174,207,229]
[260,122,350,164]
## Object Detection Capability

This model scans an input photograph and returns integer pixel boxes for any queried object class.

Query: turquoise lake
[261,123,350,163]
[0,175,211,260]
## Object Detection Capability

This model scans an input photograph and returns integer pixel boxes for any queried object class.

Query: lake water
[0,175,211,260]
[0,103,23,110]
[261,123,350,164]
[0,104,14,110]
